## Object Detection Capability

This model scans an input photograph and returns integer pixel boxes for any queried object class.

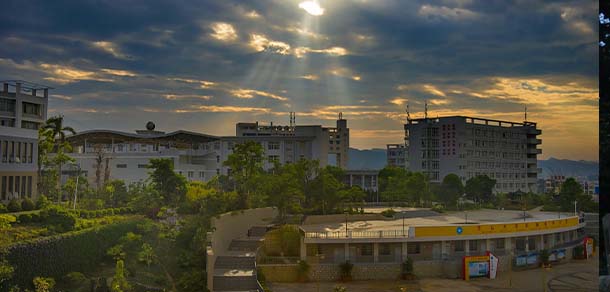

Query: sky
[0,0,598,161]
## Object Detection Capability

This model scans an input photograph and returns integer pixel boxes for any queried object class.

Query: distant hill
[538,157,598,180]
[347,149,598,180]
[347,148,387,170]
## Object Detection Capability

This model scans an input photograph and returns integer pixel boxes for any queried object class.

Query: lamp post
[402,212,406,236]
[70,162,81,210]
[573,200,577,216]
[344,211,349,237]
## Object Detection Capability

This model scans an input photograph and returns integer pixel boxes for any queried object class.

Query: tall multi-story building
[0,80,50,202]
[405,116,542,193]
[61,115,349,186]
[386,143,407,168]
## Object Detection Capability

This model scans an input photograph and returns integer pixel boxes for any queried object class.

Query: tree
[33,277,55,292]
[148,158,187,206]
[104,180,129,207]
[138,243,156,267]
[309,166,344,214]
[438,174,464,207]
[110,260,131,292]
[464,175,496,204]
[92,144,110,192]
[558,178,594,212]
[42,115,76,202]
[223,141,265,209]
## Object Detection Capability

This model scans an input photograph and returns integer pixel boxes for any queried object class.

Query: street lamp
[69,162,81,210]
[574,200,577,216]
[344,211,349,237]
[402,212,406,236]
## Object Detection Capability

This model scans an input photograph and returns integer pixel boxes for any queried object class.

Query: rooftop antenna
[406,104,411,122]
[339,112,343,120]
[524,105,528,122]
[424,101,428,119]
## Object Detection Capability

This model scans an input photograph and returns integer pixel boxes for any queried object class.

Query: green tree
[148,158,187,206]
[33,277,55,292]
[223,141,265,209]
[0,259,14,285]
[464,175,496,203]
[103,180,129,207]
[558,178,594,212]
[138,243,156,267]
[110,260,131,292]
[42,115,76,202]
[438,174,464,207]
[378,166,407,194]
[309,166,345,214]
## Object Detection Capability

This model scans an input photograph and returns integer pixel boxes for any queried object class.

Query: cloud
[248,34,291,55]
[418,4,478,21]
[209,22,238,42]
[229,88,288,101]
[299,1,325,16]
[168,77,216,89]
[328,67,361,81]
[176,105,271,113]
[164,94,211,100]
[300,74,319,80]
[91,41,132,59]
[294,46,349,58]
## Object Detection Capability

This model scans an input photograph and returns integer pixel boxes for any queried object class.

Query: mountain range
[346,148,598,180]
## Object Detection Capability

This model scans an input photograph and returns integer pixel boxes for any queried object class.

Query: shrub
[263,225,300,256]
[540,249,550,264]
[0,214,17,229]
[35,195,51,210]
[7,200,21,213]
[21,198,35,211]
[33,277,55,292]
[0,204,7,214]
[431,205,445,213]
[63,272,87,286]
[18,214,32,224]
[39,206,77,232]
[30,213,41,223]
[380,209,396,218]
[402,257,414,275]
[297,260,310,282]
[339,261,353,281]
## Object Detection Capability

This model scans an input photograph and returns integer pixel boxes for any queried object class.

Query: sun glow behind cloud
[299,1,325,16]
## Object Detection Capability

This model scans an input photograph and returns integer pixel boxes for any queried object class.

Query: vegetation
[380,209,396,218]
[339,261,353,281]
[296,260,310,282]
[464,175,496,204]
[263,225,300,256]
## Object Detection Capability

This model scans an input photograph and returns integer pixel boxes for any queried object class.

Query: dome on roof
[146,121,155,131]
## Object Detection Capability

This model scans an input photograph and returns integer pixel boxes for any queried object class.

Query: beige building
[0,80,50,202]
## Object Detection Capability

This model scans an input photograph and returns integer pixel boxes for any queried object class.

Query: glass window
[469,240,478,251]
[455,240,465,252]
[360,244,373,256]
[496,239,505,249]
[379,244,391,255]
[116,164,127,168]
[407,243,420,254]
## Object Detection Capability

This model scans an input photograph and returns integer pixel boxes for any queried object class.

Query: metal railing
[304,230,409,239]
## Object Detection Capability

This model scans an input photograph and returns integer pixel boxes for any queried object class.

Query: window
[199,171,205,178]
[360,244,373,256]
[527,237,536,251]
[469,240,478,251]
[379,244,391,255]
[268,142,280,150]
[515,238,526,251]
[0,98,16,112]
[407,243,420,254]
[188,171,194,178]
[455,240,465,252]
[14,176,20,197]
[496,239,505,249]
[138,164,148,168]
[116,164,127,168]
[0,118,14,127]
[21,121,39,130]
[216,156,220,163]
[22,102,41,116]
[268,155,279,163]
[1,176,6,200]
[27,176,32,197]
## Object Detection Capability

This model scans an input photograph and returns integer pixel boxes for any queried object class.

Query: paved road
[548,271,597,292]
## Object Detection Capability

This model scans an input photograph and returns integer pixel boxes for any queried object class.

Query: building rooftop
[300,209,573,234]
[407,115,537,127]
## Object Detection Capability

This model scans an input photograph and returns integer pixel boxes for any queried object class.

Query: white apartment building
[61,116,349,186]
[405,116,542,193]
[0,80,49,202]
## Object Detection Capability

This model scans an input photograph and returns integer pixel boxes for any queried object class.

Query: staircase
[212,226,270,292]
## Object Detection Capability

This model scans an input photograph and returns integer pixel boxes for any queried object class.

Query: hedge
[1,217,146,290]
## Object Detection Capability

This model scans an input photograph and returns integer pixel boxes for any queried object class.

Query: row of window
[466,161,526,170]
[0,175,33,200]
[1,140,35,164]
[466,150,525,160]
[472,128,526,140]
[472,140,526,150]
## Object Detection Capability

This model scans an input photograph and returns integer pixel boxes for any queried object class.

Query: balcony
[527,148,542,155]
[528,129,542,135]
[527,138,542,145]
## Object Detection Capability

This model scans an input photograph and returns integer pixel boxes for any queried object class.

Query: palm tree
[43,115,76,202]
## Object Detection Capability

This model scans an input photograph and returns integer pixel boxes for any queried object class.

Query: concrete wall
[206,207,278,292]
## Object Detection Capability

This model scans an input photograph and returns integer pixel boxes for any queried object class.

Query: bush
[380,209,397,218]
[7,200,21,213]
[297,260,310,282]
[0,203,7,214]
[263,225,300,256]
[30,213,41,223]
[0,214,17,229]
[35,195,51,210]
[402,257,414,275]
[431,205,445,213]
[18,214,32,224]
[339,261,353,281]
[21,198,35,211]
[39,206,77,232]
[63,271,87,286]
